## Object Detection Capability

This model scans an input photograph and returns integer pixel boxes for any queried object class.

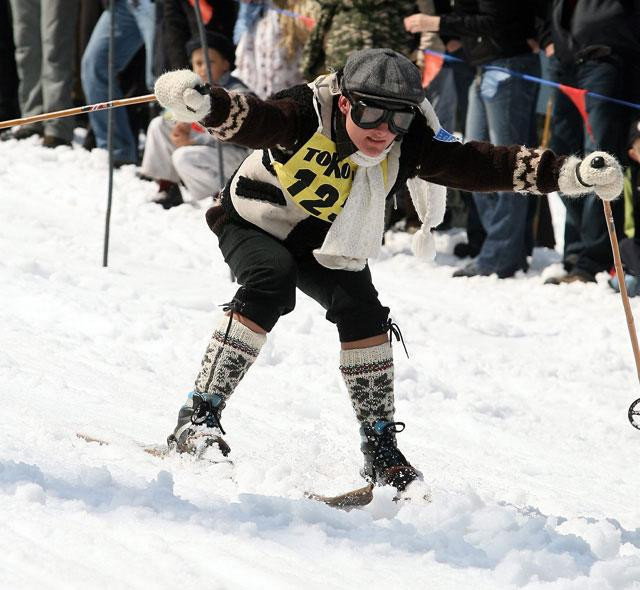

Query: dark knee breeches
[217,221,390,341]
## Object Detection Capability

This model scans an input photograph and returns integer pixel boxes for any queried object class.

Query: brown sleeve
[200,86,311,151]
[418,137,567,195]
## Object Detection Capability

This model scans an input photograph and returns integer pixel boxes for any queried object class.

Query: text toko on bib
[273,132,358,223]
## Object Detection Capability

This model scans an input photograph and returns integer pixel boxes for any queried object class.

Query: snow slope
[1,137,639,589]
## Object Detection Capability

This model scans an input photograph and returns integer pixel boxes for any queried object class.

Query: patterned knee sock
[340,343,395,425]
[194,316,266,402]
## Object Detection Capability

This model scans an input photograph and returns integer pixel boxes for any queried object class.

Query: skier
[153,48,623,495]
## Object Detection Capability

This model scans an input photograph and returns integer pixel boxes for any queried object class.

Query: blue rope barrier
[424,49,640,111]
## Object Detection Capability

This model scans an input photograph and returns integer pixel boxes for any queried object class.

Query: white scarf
[313,141,401,271]
[311,93,449,271]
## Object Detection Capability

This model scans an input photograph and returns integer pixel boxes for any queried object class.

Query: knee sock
[340,342,395,425]
[194,316,266,403]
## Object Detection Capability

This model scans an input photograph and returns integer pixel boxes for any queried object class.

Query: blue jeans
[465,53,540,276]
[548,56,625,276]
[426,64,457,134]
[81,0,155,163]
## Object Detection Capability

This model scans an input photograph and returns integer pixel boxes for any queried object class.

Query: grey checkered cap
[342,48,424,107]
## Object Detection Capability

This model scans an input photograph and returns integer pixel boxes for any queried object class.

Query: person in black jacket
[0,0,19,122]
[541,0,640,284]
[406,0,541,279]
[162,0,238,70]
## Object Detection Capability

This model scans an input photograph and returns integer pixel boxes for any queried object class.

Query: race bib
[273,132,358,223]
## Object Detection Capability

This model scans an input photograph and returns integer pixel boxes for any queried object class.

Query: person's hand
[527,38,540,53]
[560,152,623,201]
[404,13,440,33]
[446,39,461,53]
[170,122,192,148]
[154,70,211,122]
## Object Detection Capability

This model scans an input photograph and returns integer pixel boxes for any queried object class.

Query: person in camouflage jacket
[301,0,419,79]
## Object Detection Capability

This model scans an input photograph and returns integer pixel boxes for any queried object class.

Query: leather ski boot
[360,420,422,492]
[167,391,230,458]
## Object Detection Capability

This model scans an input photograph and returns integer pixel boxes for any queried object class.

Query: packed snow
[1,136,639,589]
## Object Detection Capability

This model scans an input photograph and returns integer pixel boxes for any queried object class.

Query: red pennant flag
[558,84,594,142]
[187,0,213,25]
[298,15,316,31]
[422,53,444,89]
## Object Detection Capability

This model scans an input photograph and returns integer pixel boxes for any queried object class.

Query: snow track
[1,138,639,588]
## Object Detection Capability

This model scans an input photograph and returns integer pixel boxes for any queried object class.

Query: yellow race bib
[273,132,358,223]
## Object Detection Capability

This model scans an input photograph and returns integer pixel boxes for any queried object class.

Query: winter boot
[340,341,422,492]
[153,182,183,209]
[167,391,230,457]
[168,314,266,456]
[359,420,421,491]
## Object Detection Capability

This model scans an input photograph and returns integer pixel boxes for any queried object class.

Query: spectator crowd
[1,0,639,288]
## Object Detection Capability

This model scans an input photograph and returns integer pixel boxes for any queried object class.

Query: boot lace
[191,395,226,435]
[374,421,409,471]
[387,319,409,358]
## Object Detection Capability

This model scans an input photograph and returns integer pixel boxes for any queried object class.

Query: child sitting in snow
[609,119,640,296]
[139,32,251,209]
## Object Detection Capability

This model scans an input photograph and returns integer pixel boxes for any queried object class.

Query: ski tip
[306,479,432,511]
[76,433,110,446]
[143,445,171,458]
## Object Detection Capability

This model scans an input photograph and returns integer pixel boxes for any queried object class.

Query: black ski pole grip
[591,156,605,169]
[194,83,211,95]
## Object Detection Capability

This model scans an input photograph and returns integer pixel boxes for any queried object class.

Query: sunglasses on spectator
[347,96,416,135]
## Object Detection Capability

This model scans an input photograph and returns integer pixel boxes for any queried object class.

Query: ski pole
[192,0,225,190]
[0,94,157,130]
[595,156,640,429]
[103,0,116,268]
[191,1,234,283]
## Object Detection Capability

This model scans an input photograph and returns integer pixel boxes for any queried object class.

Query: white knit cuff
[340,342,393,368]
[208,92,250,141]
[216,315,266,359]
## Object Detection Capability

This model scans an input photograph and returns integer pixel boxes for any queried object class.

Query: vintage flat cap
[341,48,424,107]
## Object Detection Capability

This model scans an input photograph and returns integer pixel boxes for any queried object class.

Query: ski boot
[360,420,422,492]
[167,391,231,459]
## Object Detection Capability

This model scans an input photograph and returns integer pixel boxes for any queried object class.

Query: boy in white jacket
[140,32,250,208]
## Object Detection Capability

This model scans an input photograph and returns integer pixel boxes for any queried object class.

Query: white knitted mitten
[154,70,211,122]
[557,151,623,201]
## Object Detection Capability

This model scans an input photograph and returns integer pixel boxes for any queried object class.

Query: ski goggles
[348,97,416,135]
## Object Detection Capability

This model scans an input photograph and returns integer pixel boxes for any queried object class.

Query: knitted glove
[558,151,623,201]
[154,70,211,122]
